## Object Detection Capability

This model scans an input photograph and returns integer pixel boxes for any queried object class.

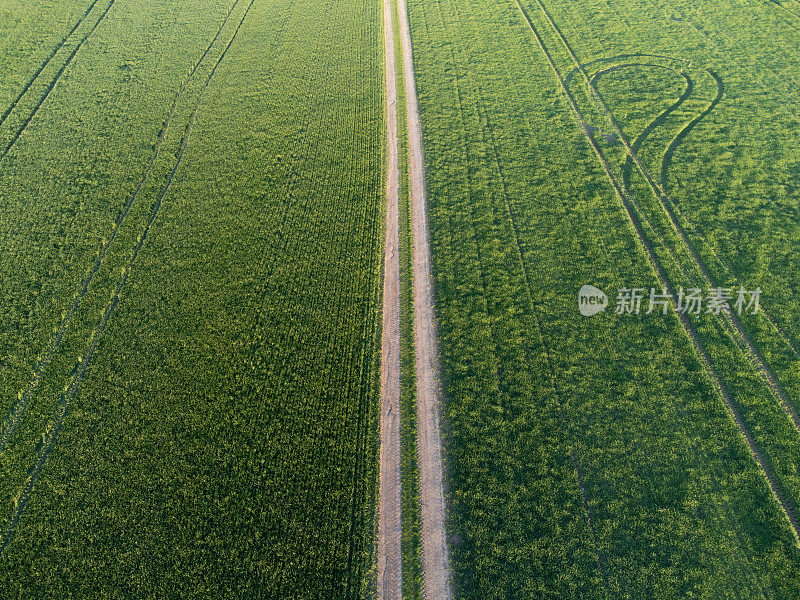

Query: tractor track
[397,0,453,596]
[379,0,403,595]
[595,65,694,193]
[0,0,258,555]
[513,0,800,544]
[590,62,797,366]
[0,0,116,162]
[765,0,800,28]
[0,0,103,130]
[577,57,735,295]
[0,0,244,459]
[583,56,799,360]
[534,0,800,441]
[660,70,724,194]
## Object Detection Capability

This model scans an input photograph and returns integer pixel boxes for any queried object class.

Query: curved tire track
[585,57,799,359]
[660,70,724,192]
[536,0,800,443]
[513,0,800,545]
[586,64,694,193]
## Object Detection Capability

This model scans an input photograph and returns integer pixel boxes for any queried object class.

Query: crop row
[407,0,800,596]
[0,0,385,597]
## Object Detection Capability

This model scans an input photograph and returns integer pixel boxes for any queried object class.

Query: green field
[0,0,383,597]
[2,0,800,597]
[406,0,800,597]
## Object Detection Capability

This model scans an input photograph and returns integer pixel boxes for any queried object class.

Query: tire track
[580,59,774,594]
[531,0,800,440]
[764,0,800,28]
[583,55,799,359]
[575,56,729,282]
[476,87,612,594]
[0,0,258,555]
[660,70,723,194]
[379,0,403,596]
[0,0,243,459]
[0,0,116,162]
[512,0,800,544]
[396,0,453,597]
[0,0,102,129]
[589,64,694,193]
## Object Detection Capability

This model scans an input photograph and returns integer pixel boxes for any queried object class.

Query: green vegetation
[0,0,383,597]
[3,0,800,597]
[407,0,800,597]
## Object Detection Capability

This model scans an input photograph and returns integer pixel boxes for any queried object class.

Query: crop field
[404,0,800,597]
[2,0,800,598]
[0,0,383,597]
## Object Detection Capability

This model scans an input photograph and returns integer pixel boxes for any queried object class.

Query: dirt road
[378,0,403,596]
[397,0,453,597]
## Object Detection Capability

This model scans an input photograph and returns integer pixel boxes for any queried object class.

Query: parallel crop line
[477,90,612,595]
[0,0,102,129]
[587,157,769,595]
[512,0,800,544]
[533,0,800,438]
[0,0,243,458]
[0,0,116,162]
[0,0,258,555]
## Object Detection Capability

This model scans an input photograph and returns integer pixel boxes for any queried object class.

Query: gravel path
[378,0,403,596]
[397,0,453,597]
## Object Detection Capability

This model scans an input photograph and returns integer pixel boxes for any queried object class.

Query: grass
[3,0,800,596]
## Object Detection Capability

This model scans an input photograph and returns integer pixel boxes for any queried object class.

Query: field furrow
[0,0,385,596]
[0,0,243,460]
[3,0,800,595]
[0,0,116,162]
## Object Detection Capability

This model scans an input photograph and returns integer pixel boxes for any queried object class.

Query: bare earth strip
[378,0,403,596]
[397,1,453,598]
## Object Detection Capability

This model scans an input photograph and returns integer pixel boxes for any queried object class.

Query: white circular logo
[578,285,608,317]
